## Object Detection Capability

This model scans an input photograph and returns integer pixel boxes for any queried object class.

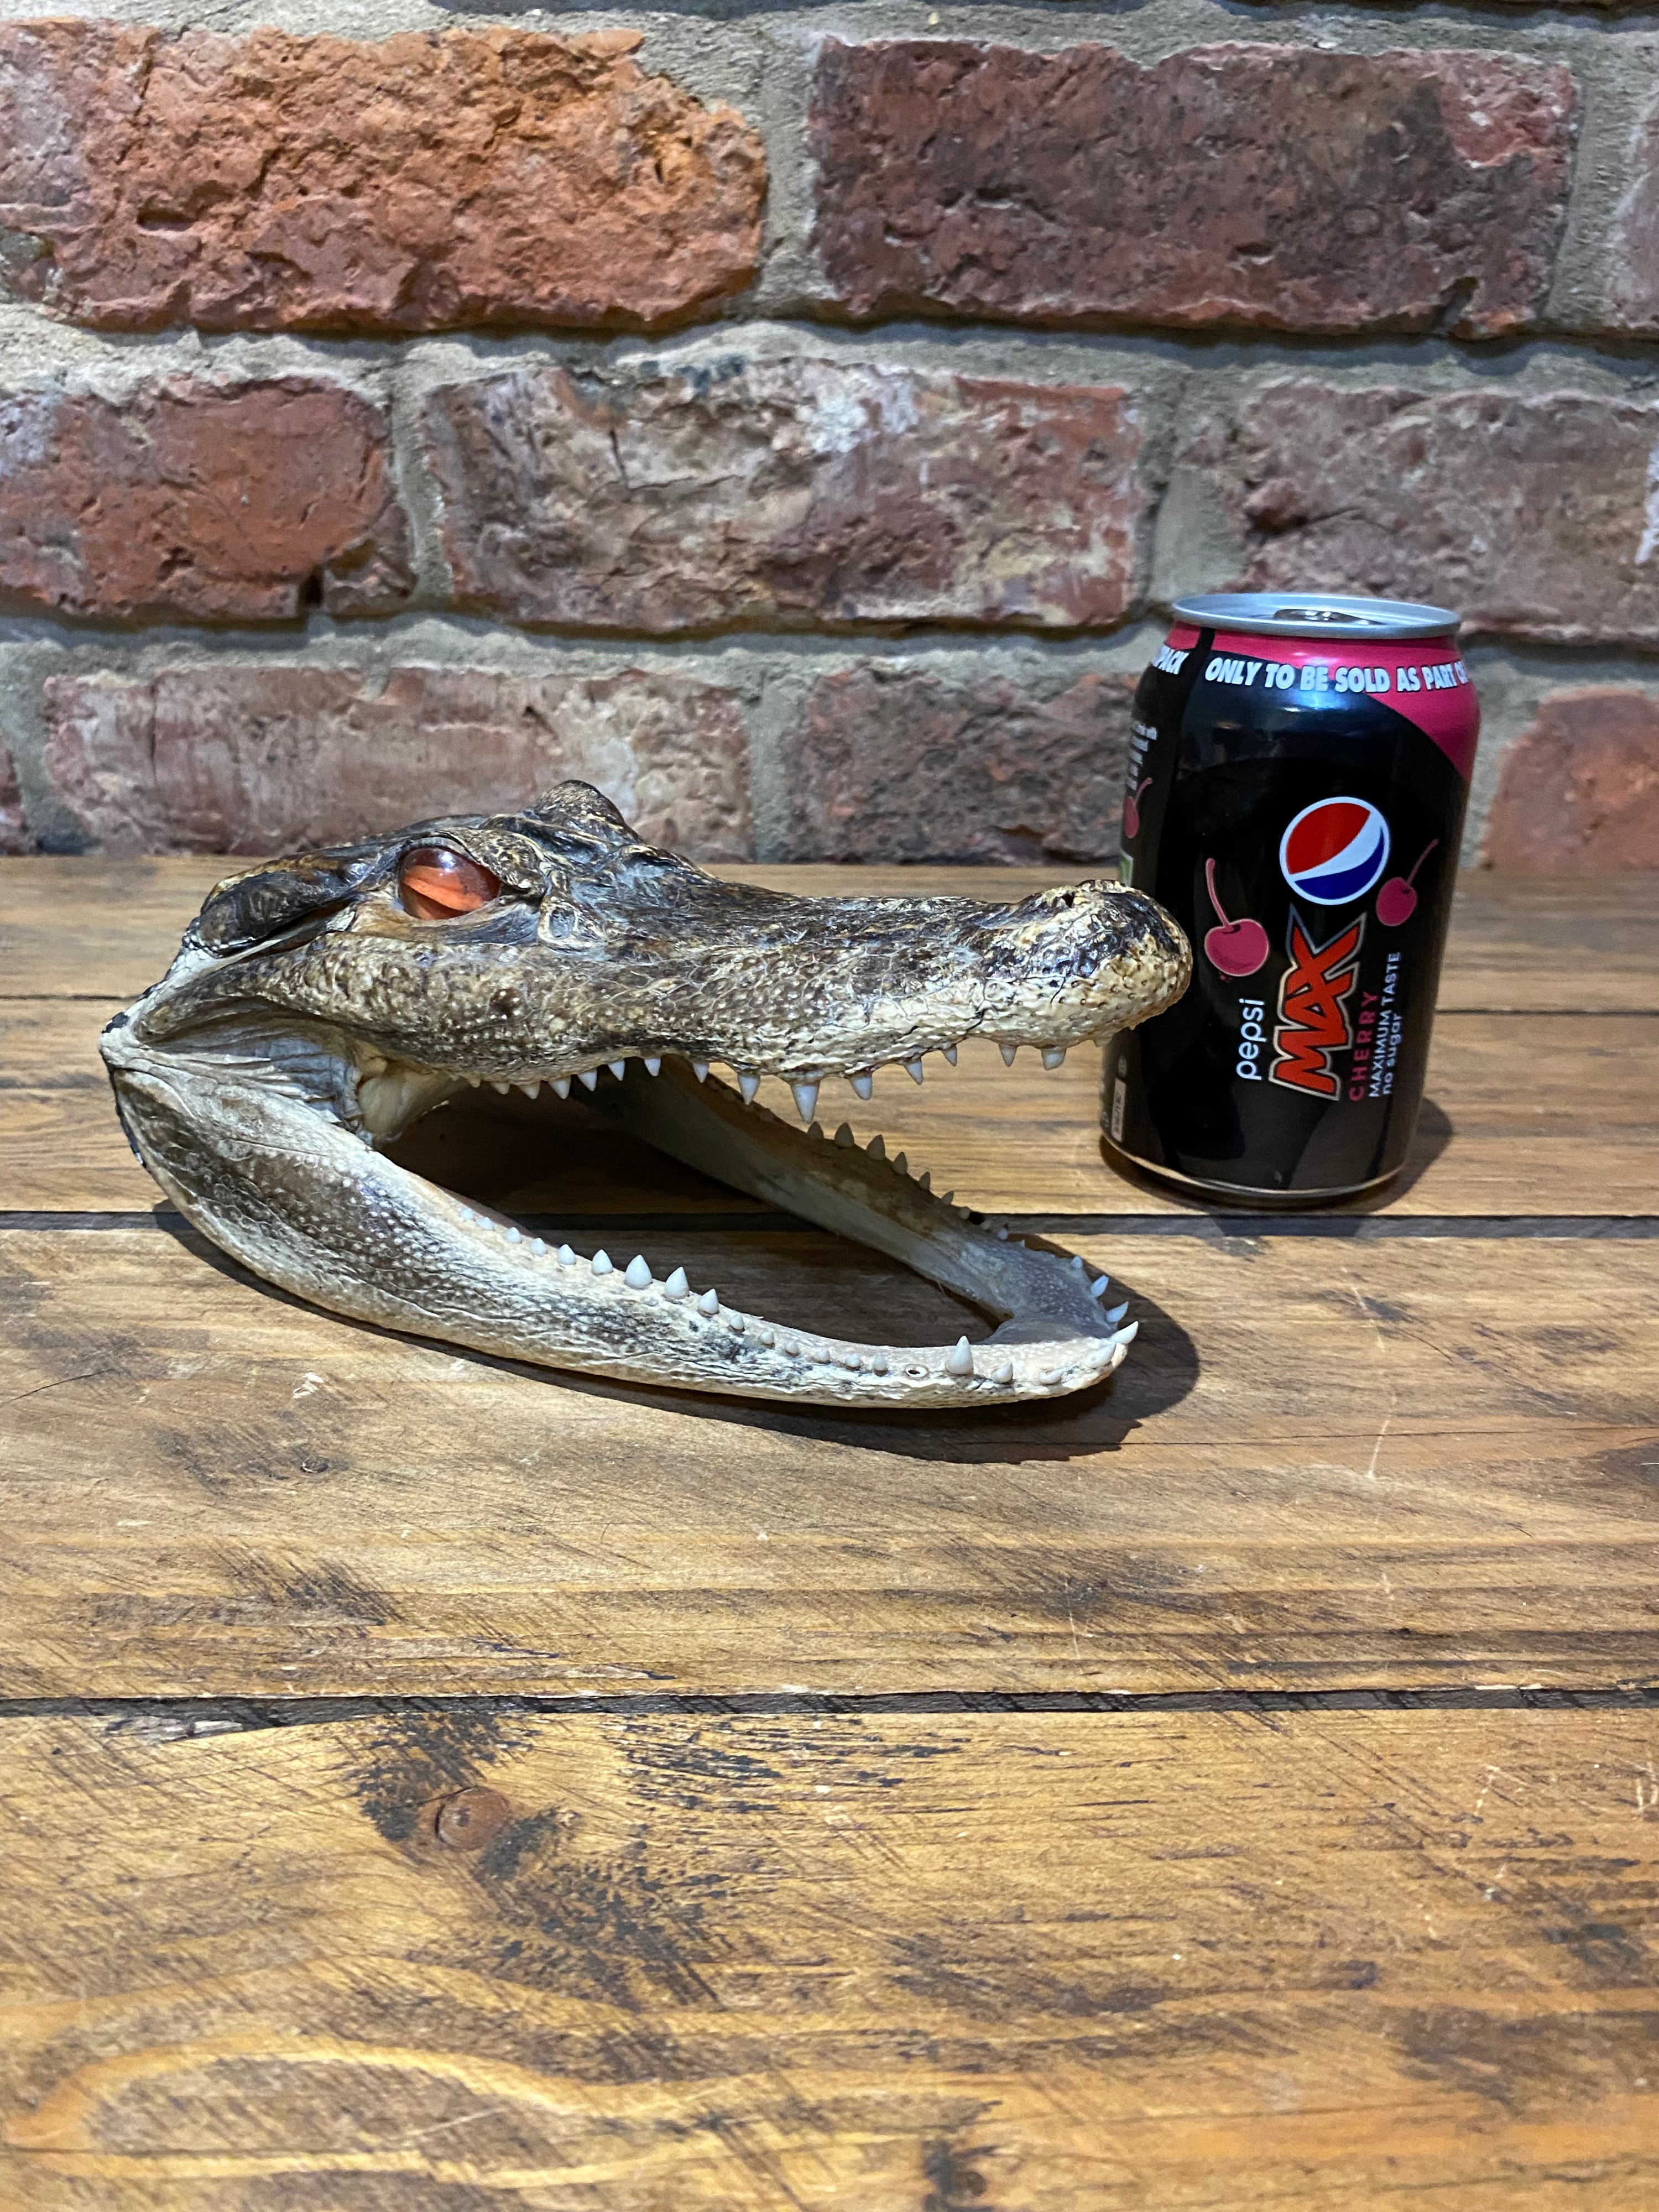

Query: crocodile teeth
[552,1077,571,1099]
[738,1074,761,1104]
[591,1250,613,1275]
[692,1061,709,1082]
[608,1060,628,1081]
[624,1255,653,1289]
[697,1288,719,1317]
[792,1081,820,1122]
[943,1043,958,1064]
[578,1070,598,1091]
[1042,1047,1067,1070]
[644,1057,662,1077]
[946,1338,974,1376]
[664,1266,690,1299]
[1000,1044,1018,1066]
[905,1059,925,1084]
[852,1074,873,1100]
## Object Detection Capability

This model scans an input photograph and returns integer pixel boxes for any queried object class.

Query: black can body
[1104,593,1479,1202]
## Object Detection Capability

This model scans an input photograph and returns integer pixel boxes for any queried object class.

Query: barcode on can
[1110,1074,1127,1143]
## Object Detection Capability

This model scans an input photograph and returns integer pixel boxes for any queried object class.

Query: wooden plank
[7,994,1655,1218]
[6,857,1657,1013]
[2,1706,1655,2209]
[3,1227,1654,1698]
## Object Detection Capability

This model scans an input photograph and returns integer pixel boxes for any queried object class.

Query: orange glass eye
[399,846,500,921]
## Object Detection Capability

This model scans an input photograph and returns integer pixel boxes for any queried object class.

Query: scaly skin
[102,782,1191,1408]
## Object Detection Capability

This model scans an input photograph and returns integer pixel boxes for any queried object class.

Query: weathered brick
[424,357,1149,631]
[811,41,1574,339]
[1606,92,1659,331]
[1202,382,1659,646]
[0,740,29,853]
[0,378,411,623]
[0,21,764,333]
[775,662,1135,863]
[43,665,752,857]
[1483,688,1659,870]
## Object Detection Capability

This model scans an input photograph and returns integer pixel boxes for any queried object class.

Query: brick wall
[1,10,1656,872]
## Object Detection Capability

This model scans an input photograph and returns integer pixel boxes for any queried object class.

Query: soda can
[1103,591,1479,1203]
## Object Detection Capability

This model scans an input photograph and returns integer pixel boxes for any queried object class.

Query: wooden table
[3,861,1656,2209]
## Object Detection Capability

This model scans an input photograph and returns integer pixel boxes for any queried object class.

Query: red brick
[0,21,764,334]
[0,378,411,622]
[1204,382,1659,646]
[811,41,1574,338]
[1483,688,1659,870]
[0,741,28,853]
[424,357,1149,630]
[43,664,752,857]
[775,662,1135,863]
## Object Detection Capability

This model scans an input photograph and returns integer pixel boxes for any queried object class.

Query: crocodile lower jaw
[349,1047,1135,1410]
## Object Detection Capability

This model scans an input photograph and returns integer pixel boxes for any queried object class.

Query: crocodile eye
[399,846,500,921]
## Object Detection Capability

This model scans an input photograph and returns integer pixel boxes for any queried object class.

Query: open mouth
[101,784,1191,1410]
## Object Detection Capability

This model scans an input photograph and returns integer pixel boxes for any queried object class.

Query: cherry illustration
[1123,776,1152,839]
[1202,857,1270,978]
[1376,839,1439,928]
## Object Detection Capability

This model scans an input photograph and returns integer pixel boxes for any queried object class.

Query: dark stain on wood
[353,1707,523,1846]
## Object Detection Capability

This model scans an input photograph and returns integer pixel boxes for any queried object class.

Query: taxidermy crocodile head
[102,783,1190,1409]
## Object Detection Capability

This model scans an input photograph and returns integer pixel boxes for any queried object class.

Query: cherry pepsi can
[1104,592,1479,1202]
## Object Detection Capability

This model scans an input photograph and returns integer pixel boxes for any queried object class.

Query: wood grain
[7,992,1655,1219]
[2,1706,1655,2210]
[3,1226,1654,1698]
[6,859,1657,1013]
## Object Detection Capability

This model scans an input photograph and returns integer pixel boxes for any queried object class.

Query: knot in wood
[432,1787,512,1850]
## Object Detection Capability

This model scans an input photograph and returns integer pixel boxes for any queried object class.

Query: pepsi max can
[1104,593,1479,1202]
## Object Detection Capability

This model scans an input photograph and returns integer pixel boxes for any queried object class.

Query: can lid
[1172,591,1460,642]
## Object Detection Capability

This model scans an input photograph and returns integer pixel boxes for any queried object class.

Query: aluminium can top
[1172,591,1460,643]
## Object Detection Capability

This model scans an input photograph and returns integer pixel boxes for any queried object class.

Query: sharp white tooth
[557,1244,576,1266]
[1042,1047,1067,1070]
[664,1267,690,1299]
[738,1074,760,1104]
[644,1057,662,1077]
[624,1255,653,1290]
[943,1043,958,1065]
[578,1070,598,1091]
[989,1359,1014,1384]
[518,1080,541,1098]
[531,1239,546,1255]
[1089,1275,1110,1298]
[792,1081,820,1121]
[608,1060,627,1081]
[841,1352,859,1370]
[1038,1367,1063,1385]
[809,1121,824,1142]
[918,1171,931,1192]
[491,1081,511,1095]
[999,1045,1018,1067]
[552,1077,571,1099]
[833,1122,856,1149]
[852,1073,873,1100]
[504,1226,521,1244]
[1105,1301,1129,1325]
[591,1250,613,1276]
[692,1061,709,1082]
[457,1207,474,1222]
[697,1288,719,1317]
[1070,1255,1087,1274]
[1111,1321,1139,1347]
[892,1152,907,1176]
[757,1327,775,1347]
[946,1337,975,1378]
[940,1189,952,1205]
[870,1355,889,1375]
[728,1314,745,1333]
[867,1134,886,1161]
[905,1059,925,1084]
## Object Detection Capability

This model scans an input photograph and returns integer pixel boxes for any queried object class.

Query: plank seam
[3,1211,1657,1239]
[7,1688,1659,1738]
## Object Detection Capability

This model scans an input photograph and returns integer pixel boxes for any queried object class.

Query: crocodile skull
[102,783,1190,1409]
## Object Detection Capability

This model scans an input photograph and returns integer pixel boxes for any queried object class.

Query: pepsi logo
[1279,797,1391,907]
